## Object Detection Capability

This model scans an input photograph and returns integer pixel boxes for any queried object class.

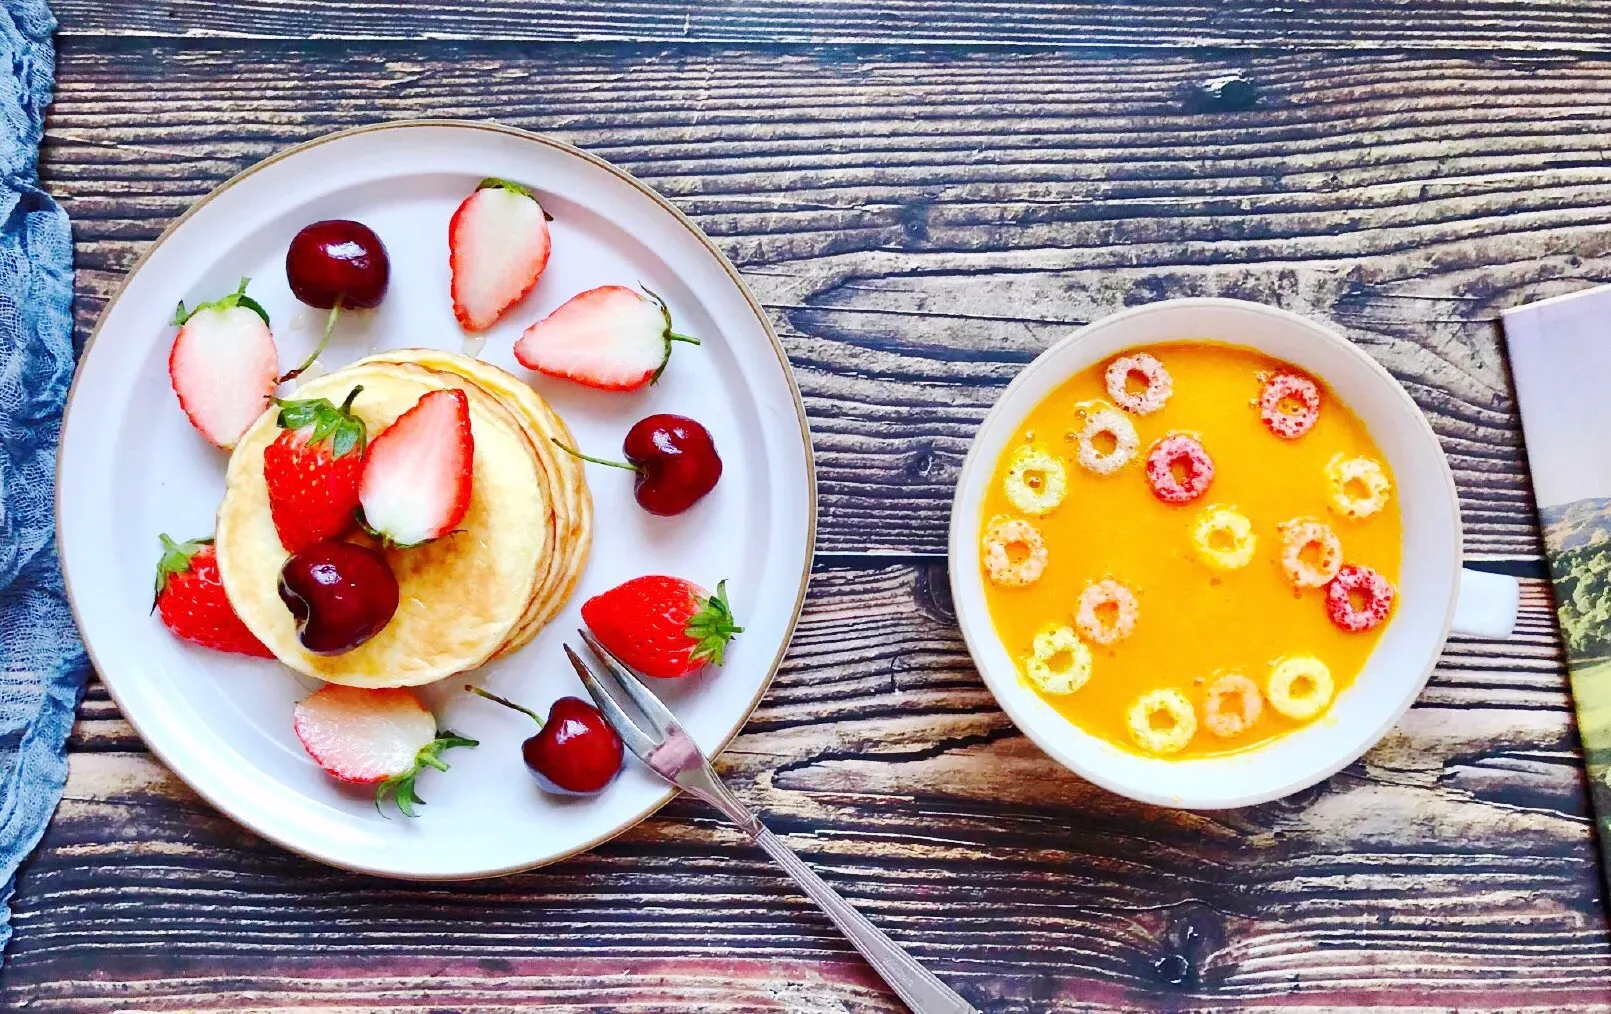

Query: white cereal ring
[1267,656,1334,720]
[981,516,1048,588]
[1023,624,1093,695]
[1191,505,1256,570]
[1127,688,1197,755]
[1003,445,1068,517]
[1076,578,1139,645]
[1075,407,1140,476]
[1278,518,1343,589]
[1203,673,1263,738]
[1105,353,1174,415]
[1326,454,1392,520]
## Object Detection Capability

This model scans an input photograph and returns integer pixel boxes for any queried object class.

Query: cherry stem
[550,438,636,473]
[279,301,341,384]
[667,332,701,345]
[463,685,544,727]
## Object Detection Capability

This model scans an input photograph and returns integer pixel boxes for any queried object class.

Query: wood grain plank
[49,0,1611,52]
[4,563,1607,1011]
[40,43,1590,558]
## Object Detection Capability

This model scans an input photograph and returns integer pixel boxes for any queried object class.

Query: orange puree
[980,342,1401,759]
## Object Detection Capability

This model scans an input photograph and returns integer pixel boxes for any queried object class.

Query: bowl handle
[1452,568,1520,639]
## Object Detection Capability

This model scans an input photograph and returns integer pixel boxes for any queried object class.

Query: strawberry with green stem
[263,385,368,554]
[154,533,274,657]
[450,177,552,332]
[292,684,477,817]
[168,277,280,448]
[513,285,701,391]
[580,576,741,679]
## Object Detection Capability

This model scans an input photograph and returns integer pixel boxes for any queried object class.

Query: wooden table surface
[7,2,1611,1011]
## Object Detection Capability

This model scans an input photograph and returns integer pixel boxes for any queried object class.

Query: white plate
[56,120,815,878]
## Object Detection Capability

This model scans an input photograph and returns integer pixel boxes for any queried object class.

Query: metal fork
[567,631,979,1014]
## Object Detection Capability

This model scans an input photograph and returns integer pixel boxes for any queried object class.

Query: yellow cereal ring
[1191,506,1256,570]
[1076,578,1139,645]
[1003,445,1068,517]
[1326,454,1392,520]
[1022,624,1093,695]
[1278,518,1343,588]
[1074,406,1140,476]
[1267,656,1334,720]
[981,516,1048,588]
[1203,673,1263,738]
[1127,688,1197,755]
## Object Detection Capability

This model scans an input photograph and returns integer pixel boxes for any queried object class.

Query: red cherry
[277,541,399,654]
[286,220,390,310]
[622,414,722,515]
[465,687,623,794]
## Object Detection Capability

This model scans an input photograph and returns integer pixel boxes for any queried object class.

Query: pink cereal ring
[1105,353,1174,415]
[1325,564,1396,632]
[1144,434,1215,505]
[1259,372,1321,439]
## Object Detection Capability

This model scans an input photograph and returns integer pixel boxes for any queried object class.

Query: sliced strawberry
[358,389,474,548]
[263,386,367,554]
[168,277,280,448]
[292,684,477,816]
[513,285,699,392]
[581,576,741,679]
[450,178,552,333]
[154,533,274,658]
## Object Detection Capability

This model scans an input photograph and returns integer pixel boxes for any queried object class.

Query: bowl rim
[947,296,1463,809]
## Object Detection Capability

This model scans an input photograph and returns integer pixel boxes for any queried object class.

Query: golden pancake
[359,349,593,649]
[216,361,551,688]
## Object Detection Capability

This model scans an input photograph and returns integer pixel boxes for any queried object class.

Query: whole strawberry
[154,534,274,658]
[264,386,367,554]
[581,576,741,679]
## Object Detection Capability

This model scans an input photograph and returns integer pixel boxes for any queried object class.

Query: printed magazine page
[1505,286,1611,895]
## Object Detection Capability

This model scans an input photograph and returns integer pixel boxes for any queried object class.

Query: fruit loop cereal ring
[1325,454,1392,520]
[1324,564,1396,632]
[1266,656,1334,720]
[1074,406,1140,476]
[1278,518,1343,589]
[1023,624,1094,695]
[1258,372,1321,439]
[1076,578,1139,645]
[1003,445,1069,517]
[981,516,1048,588]
[1144,434,1215,505]
[1204,673,1264,738]
[1127,688,1197,755]
[1104,353,1174,416]
[1191,505,1256,570]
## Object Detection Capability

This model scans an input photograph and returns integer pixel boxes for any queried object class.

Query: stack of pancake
[215,349,592,688]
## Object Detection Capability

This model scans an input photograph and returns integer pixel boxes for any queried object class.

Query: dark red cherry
[286,220,390,310]
[277,541,399,654]
[465,687,623,794]
[624,414,722,515]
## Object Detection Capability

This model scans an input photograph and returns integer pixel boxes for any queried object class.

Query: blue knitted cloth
[0,0,84,957]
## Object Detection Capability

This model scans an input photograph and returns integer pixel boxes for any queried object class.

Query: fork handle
[687,777,976,1013]
[750,827,979,1014]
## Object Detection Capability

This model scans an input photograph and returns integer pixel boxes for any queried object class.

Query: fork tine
[578,629,681,737]
[564,645,660,761]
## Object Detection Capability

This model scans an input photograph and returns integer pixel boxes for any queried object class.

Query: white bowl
[948,298,1518,809]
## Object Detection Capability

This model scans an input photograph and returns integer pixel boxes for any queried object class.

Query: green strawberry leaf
[172,277,270,327]
[478,176,538,201]
[684,579,743,668]
[274,385,366,458]
[375,731,478,819]
[153,532,212,601]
